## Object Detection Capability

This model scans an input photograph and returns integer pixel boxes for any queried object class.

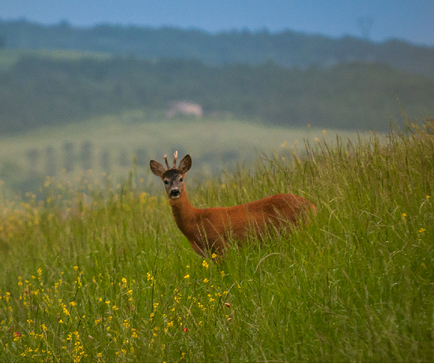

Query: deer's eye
[179,178,183,182]
[164,180,169,185]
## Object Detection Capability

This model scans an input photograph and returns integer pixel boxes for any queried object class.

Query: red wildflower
[183,328,188,332]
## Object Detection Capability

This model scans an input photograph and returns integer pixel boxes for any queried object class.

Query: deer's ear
[150,160,166,178]
[178,155,192,174]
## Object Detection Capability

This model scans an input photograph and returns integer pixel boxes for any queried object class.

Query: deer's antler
[173,151,178,168]
[164,154,170,169]
[163,151,179,169]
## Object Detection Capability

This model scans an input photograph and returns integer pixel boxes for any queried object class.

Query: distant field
[0,110,381,195]
[0,49,111,70]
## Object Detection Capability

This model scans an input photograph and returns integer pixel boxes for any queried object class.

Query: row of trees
[0,140,154,194]
[1,19,434,78]
[0,55,433,134]
[24,141,122,176]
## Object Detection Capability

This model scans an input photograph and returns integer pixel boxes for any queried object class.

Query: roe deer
[150,152,316,257]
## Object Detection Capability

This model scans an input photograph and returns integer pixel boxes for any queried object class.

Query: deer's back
[195,193,314,248]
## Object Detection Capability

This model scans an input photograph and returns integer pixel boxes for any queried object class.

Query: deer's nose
[170,188,180,197]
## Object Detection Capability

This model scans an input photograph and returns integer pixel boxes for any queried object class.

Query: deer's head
[150,151,192,200]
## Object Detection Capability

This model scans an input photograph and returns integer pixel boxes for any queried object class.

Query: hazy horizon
[1,0,433,47]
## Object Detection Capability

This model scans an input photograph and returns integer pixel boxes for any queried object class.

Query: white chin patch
[170,195,180,200]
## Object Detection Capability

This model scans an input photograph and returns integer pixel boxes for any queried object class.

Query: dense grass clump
[0,121,433,362]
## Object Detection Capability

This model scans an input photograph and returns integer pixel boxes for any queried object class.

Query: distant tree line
[24,140,141,176]
[1,19,434,79]
[0,139,151,194]
[0,56,433,134]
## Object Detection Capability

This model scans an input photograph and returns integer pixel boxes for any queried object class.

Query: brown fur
[150,153,315,257]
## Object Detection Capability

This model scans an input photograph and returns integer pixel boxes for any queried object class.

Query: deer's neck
[169,191,199,237]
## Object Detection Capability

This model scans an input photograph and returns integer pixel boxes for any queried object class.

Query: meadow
[0,49,111,71]
[0,118,433,362]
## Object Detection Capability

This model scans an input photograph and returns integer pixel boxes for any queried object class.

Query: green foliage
[0,55,433,134]
[0,49,111,71]
[1,19,434,78]
[0,120,433,361]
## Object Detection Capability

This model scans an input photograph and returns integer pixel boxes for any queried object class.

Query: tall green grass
[0,120,433,362]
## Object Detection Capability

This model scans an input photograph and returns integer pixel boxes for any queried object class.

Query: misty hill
[0,19,434,79]
[0,55,433,134]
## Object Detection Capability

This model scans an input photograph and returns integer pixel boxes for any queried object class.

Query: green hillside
[1,19,434,78]
[0,111,377,196]
[0,55,433,135]
[0,49,111,70]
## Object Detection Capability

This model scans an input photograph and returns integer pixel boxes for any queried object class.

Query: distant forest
[1,55,433,134]
[0,20,433,135]
[1,19,434,79]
